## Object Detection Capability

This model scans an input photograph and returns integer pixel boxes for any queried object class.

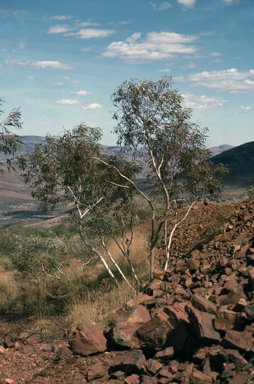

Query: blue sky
[0,0,253,147]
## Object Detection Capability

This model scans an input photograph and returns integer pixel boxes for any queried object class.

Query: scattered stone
[69,323,107,356]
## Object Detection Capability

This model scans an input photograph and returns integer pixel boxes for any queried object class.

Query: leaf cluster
[0,98,23,174]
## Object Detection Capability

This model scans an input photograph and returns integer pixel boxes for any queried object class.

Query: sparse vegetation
[0,97,23,175]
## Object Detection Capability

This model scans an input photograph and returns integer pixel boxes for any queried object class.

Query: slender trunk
[164,199,197,271]
[79,223,119,287]
[150,246,154,281]
[101,239,136,291]
[126,250,140,286]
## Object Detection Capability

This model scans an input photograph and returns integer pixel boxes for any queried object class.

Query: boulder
[69,323,107,356]
[186,304,220,344]
[106,299,151,348]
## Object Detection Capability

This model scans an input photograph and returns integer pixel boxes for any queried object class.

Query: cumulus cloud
[43,122,52,125]
[79,21,101,27]
[177,0,196,8]
[82,103,103,110]
[155,68,171,72]
[7,60,72,70]
[182,93,229,109]
[48,25,73,34]
[48,82,65,87]
[57,99,81,105]
[118,20,132,25]
[176,68,254,93]
[149,2,172,11]
[210,52,221,57]
[70,90,92,96]
[66,28,115,39]
[233,106,252,114]
[102,31,199,63]
[125,33,141,43]
[50,15,73,20]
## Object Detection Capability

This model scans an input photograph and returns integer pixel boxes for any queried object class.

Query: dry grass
[0,220,151,332]
[0,268,20,314]
[66,223,150,329]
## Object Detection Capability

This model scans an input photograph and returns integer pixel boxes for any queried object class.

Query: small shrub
[247,185,254,199]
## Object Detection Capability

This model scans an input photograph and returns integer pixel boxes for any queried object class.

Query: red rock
[3,336,14,349]
[0,346,9,355]
[108,299,151,348]
[87,364,107,382]
[224,280,238,291]
[140,375,158,384]
[154,347,174,360]
[228,372,252,384]
[124,374,140,384]
[214,309,247,331]
[218,256,229,268]
[219,284,246,306]
[55,346,72,357]
[145,359,162,375]
[190,370,213,384]
[26,334,40,344]
[69,323,107,356]
[158,369,172,379]
[186,304,220,344]
[22,345,34,354]
[136,316,173,350]
[165,321,190,352]
[191,294,217,315]
[153,269,165,280]
[222,330,253,352]
[110,349,146,375]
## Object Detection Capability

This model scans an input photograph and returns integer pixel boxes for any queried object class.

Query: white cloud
[79,21,101,27]
[48,25,73,34]
[210,52,221,57]
[155,68,171,72]
[28,75,35,80]
[102,31,199,63]
[82,103,103,110]
[80,45,97,52]
[7,60,72,70]
[119,20,132,25]
[48,82,65,87]
[57,99,81,105]
[149,2,172,11]
[222,0,239,3]
[182,93,229,109]
[66,28,115,39]
[233,106,252,113]
[125,33,141,43]
[43,122,52,125]
[177,0,196,8]
[70,90,91,96]
[50,15,73,20]
[176,68,254,93]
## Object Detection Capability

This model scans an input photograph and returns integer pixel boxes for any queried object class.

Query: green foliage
[112,76,227,202]
[11,235,62,277]
[0,98,23,175]
[247,185,254,198]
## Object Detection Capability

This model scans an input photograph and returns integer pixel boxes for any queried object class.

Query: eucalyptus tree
[18,124,140,288]
[0,98,23,175]
[111,76,227,278]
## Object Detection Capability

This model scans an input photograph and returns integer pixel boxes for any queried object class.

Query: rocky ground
[1,198,254,383]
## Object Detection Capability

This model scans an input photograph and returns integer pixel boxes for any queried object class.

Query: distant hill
[212,141,254,187]
[209,144,234,157]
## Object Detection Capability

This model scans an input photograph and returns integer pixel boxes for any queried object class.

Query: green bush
[247,185,254,199]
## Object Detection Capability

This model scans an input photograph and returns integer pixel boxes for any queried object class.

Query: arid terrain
[0,140,254,383]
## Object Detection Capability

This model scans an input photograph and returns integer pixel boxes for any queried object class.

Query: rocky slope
[1,198,254,383]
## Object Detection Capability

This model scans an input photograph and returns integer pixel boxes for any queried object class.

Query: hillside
[212,141,254,187]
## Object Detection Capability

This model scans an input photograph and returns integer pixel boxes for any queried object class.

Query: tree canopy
[112,76,227,277]
[0,98,23,175]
